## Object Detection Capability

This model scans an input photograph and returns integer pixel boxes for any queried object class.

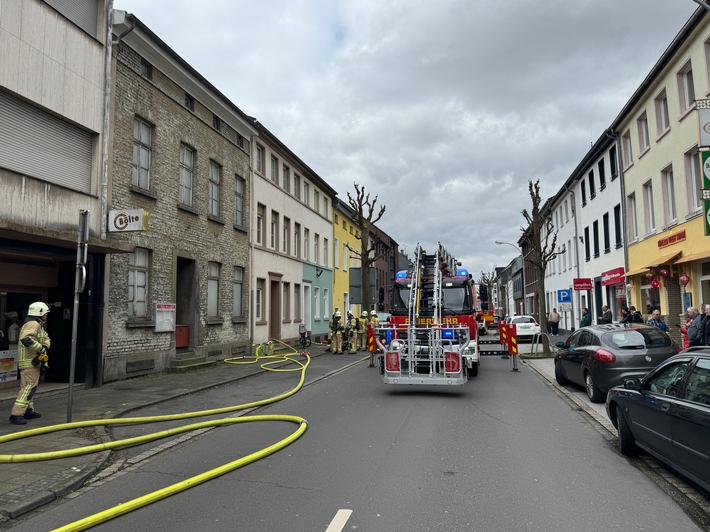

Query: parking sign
[558,289,572,303]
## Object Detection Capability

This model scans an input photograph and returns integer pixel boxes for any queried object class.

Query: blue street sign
[558,289,572,303]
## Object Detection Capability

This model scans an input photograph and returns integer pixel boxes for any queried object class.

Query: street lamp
[495,240,526,314]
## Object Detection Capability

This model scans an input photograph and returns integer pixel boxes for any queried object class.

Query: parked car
[487,315,501,330]
[554,324,679,403]
[606,349,710,493]
[508,315,540,342]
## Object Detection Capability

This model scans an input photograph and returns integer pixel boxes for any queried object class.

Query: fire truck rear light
[385,351,400,372]
[445,351,460,373]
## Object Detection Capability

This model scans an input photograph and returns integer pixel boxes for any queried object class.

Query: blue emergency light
[395,270,408,279]
[456,268,469,278]
[442,328,454,339]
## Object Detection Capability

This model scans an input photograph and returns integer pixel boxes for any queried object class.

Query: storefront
[601,267,627,320]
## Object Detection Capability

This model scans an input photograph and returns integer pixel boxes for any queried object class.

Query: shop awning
[674,249,710,264]
[624,266,649,277]
[645,250,682,269]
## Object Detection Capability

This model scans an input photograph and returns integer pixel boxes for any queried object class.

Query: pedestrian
[629,306,644,323]
[619,306,632,324]
[687,307,703,347]
[702,305,710,347]
[598,305,613,324]
[5,311,20,344]
[680,310,691,349]
[580,307,592,328]
[9,302,50,425]
[548,308,560,336]
[647,310,669,332]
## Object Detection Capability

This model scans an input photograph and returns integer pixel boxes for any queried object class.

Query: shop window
[641,281,660,315]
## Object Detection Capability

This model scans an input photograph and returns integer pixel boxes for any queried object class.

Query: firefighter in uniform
[369,310,380,353]
[9,302,50,425]
[330,310,344,354]
[347,311,358,354]
[358,311,369,351]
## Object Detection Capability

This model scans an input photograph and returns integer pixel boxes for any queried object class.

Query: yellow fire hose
[0,342,310,531]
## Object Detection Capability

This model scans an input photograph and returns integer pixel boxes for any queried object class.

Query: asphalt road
[6,355,703,531]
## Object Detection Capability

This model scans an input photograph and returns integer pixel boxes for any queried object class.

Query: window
[283,282,290,321]
[235,176,246,228]
[334,238,339,268]
[184,93,195,111]
[598,160,606,190]
[208,161,221,218]
[610,145,618,179]
[581,180,587,206]
[627,193,638,241]
[294,223,301,258]
[294,284,302,321]
[583,227,590,261]
[655,89,670,135]
[257,204,265,245]
[294,174,301,200]
[621,130,633,168]
[593,220,599,258]
[637,112,650,152]
[614,204,622,249]
[323,238,329,267]
[270,155,278,183]
[677,61,695,114]
[303,182,310,207]
[271,211,279,249]
[283,217,291,254]
[564,199,569,221]
[661,166,677,226]
[602,212,610,254]
[233,267,244,318]
[323,288,330,319]
[314,233,320,264]
[324,198,329,219]
[685,148,702,212]
[132,117,152,189]
[684,359,710,404]
[140,58,153,80]
[128,248,149,317]
[256,145,265,174]
[343,243,349,272]
[314,286,320,319]
[283,165,290,192]
[256,279,264,321]
[212,114,222,131]
[642,181,655,234]
[304,228,310,261]
[588,171,596,199]
[207,262,220,318]
[314,190,320,213]
[179,144,194,207]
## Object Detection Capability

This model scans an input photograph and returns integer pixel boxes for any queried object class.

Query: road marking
[326,509,353,531]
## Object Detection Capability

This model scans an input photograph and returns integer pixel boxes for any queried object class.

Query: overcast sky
[114,0,699,277]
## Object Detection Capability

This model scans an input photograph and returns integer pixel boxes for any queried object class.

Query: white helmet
[370,310,377,316]
[335,310,341,317]
[27,302,50,317]
[361,311,368,317]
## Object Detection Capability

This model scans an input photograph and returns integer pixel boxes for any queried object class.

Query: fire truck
[376,243,480,385]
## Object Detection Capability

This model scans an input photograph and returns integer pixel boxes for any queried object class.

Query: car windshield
[604,328,672,349]
[392,284,472,314]
[513,317,534,324]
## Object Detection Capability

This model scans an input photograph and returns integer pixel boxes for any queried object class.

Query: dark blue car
[606,349,710,493]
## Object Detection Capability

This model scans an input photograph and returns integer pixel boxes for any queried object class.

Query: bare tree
[347,183,386,311]
[478,269,496,313]
[521,180,565,353]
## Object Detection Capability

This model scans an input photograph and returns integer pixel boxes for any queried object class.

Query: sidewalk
[0,343,342,520]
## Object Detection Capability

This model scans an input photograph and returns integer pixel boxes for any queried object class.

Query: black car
[554,324,679,403]
[606,349,710,493]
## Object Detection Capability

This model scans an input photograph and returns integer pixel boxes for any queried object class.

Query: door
[269,279,281,340]
[303,284,312,332]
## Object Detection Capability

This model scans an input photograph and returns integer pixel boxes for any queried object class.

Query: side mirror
[623,378,642,390]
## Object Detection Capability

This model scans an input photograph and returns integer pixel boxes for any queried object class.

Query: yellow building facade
[332,201,363,319]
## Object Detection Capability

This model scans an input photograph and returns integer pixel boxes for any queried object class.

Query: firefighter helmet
[370,310,377,316]
[335,310,341,317]
[361,311,368,317]
[27,302,50,317]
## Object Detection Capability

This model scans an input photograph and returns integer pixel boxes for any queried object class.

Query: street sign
[558,302,572,312]
[558,289,572,303]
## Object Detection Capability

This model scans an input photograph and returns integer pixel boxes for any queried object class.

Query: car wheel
[554,360,568,385]
[585,372,605,403]
[470,362,479,377]
[615,408,637,456]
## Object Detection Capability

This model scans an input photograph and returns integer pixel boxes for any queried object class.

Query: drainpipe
[569,188,580,329]
[604,128,629,305]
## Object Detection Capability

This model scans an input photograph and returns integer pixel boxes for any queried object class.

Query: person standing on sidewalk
[9,302,50,425]
[580,307,592,328]
[687,307,703,347]
[598,305,613,324]
[647,310,669,332]
[358,311,369,351]
[548,308,560,335]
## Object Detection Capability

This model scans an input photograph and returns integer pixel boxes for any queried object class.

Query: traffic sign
[559,302,572,312]
[558,289,572,303]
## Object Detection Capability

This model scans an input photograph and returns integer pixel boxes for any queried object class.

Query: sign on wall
[701,151,710,236]
[108,209,149,232]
